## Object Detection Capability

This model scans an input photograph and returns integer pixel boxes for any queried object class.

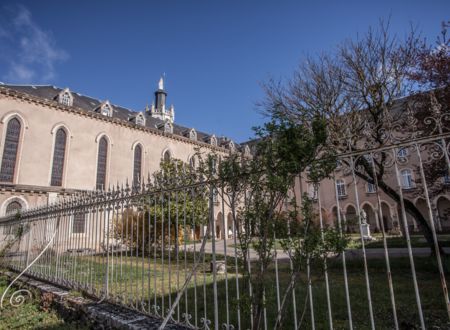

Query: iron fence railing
[1,134,450,329]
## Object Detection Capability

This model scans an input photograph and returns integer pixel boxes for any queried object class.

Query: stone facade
[0,80,238,239]
[0,80,449,238]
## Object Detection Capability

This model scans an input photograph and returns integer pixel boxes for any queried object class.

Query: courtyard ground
[20,250,450,329]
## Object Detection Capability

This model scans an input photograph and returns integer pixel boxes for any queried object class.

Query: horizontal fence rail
[1,134,450,329]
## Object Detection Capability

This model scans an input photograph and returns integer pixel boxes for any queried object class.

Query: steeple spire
[149,76,174,124]
[158,76,164,90]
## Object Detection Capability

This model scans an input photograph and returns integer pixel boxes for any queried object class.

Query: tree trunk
[376,179,445,257]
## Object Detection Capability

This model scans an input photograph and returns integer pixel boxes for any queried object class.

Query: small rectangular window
[367,183,377,193]
[401,169,414,189]
[72,212,86,234]
[336,180,346,197]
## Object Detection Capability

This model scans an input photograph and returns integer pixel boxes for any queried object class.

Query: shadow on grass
[153,256,450,329]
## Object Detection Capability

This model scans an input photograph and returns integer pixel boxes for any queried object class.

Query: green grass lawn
[0,276,86,330]
[16,248,450,329]
[228,234,450,250]
[348,234,450,249]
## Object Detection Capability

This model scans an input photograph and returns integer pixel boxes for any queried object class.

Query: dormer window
[57,88,73,106]
[189,129,197,141]
[61,93,71,106]
[164,122,173,134]
[243,145,251,157]
[210,135,217,147]
[228,141,235,153]
[102,104,111,116]
[97,101,112,117]
[131,112,146,126]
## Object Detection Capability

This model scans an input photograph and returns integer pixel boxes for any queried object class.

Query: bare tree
[262,21,449,254]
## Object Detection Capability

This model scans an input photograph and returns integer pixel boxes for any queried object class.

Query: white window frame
[367,182,377,193]
[98,101,113,117]
[400,169,414,189]
[189,129,197,141]
[58,89,73,106]
[210,135,217,147]
[61,92,72,106]
[135,113,145,126]
[164,122,173,134]
[336,179,346,197]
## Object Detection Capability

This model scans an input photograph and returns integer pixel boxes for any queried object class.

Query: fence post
[25,221,32,267]
[210,182,219,330]
[102,196,112,300]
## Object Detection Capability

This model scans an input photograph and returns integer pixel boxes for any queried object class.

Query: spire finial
[158,76,164,90]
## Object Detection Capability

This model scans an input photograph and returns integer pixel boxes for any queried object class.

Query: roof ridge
[0,83,54,87]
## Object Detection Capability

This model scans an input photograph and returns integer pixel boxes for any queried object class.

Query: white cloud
[0,5,68,83]
[4,63,35,82]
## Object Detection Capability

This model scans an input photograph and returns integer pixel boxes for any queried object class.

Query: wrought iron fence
[1,136,450,329]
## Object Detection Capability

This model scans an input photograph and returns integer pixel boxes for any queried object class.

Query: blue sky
[0,1,448,142]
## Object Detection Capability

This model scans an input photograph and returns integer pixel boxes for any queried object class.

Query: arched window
[133,145,142,185]
[336,179,346,197]
[397,148,408,159]
[163,149,171,162]
[96,137,108,190]
[0,118,21,182]
[5,201,21,216]
[50,128,67,186]
[401,169,414,189]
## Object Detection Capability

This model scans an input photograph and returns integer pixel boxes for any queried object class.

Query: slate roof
[0,83,241,151]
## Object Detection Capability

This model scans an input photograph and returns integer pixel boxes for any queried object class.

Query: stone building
[0,78,449,240]
[0,78,238,239]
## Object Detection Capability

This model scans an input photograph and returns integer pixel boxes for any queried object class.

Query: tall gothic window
[96,137,108,190]
[0,118,21,182]
[50,128,67,186]
[163,150,171,162]
[133,145,142,185]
